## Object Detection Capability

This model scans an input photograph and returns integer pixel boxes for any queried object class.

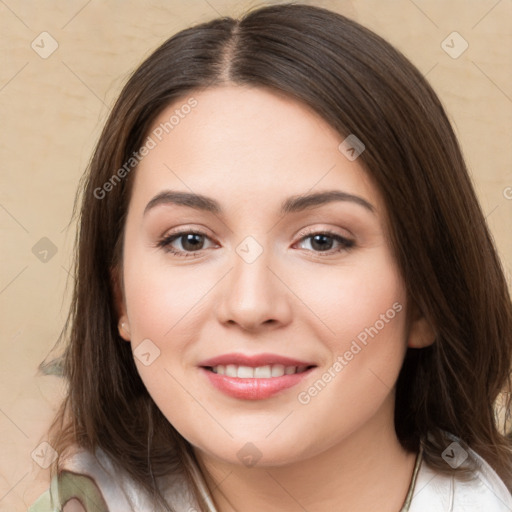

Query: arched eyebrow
[143,189,375,216]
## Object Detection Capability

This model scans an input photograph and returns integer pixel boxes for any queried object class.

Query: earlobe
[110,266,131,342]
[407,308,436,349]
[118,316,131,341]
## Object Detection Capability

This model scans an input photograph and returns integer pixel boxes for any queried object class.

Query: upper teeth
[211,364,308,378]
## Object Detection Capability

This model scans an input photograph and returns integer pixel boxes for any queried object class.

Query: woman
[29,3,512,511]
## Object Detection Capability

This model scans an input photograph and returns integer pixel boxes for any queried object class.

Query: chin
[190,431,320,469]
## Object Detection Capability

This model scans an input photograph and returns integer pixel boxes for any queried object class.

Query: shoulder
[28,446,199,512]
[409,443,512,512]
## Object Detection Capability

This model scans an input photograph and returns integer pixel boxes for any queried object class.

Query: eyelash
[156,228,355,258]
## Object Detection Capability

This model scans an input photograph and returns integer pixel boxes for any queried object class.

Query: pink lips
[198,352,316,400]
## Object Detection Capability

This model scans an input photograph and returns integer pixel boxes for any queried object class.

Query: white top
[28,441,512,512]
[408,445,512,511]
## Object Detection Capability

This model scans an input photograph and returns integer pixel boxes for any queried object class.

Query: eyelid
[162,224,214,238]
[295,225,353,241]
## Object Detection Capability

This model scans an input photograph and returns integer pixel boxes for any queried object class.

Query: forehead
[129,85,379,215]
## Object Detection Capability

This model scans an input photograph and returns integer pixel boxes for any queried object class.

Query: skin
[114,85,434,512]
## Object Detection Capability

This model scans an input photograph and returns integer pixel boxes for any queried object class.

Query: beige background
[1,0,511,509]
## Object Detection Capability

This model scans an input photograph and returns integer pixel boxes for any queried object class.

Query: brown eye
[296,231,355,255]
[157,230,215,257]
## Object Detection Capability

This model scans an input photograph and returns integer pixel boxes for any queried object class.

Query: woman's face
[115,85,427,467]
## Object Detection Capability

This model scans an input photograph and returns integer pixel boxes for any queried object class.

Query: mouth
[204,364,314,378]
[198,353,317,400]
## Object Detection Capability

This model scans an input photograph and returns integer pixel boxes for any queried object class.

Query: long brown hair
[42,3,512,510]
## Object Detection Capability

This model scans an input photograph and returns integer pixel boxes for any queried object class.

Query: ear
[407,303,436,349]
[110,265,131,342]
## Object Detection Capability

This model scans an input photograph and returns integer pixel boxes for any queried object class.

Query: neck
[194,396,418,512]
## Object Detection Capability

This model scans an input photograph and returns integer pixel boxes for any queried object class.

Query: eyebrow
[143,189,375,217]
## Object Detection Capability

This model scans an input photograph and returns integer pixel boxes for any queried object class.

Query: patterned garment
[29,440,512,512]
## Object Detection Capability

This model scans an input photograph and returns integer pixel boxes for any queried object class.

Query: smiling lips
[199,353,316,400]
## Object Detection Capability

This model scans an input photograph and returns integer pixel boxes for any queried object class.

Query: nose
[215,240,293,332]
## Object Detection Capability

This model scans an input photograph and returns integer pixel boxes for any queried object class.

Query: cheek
[295,259,408,429]
[121,254,210,431]
[331,270,407,358]
[123,252,215,344]
[291,250,407,356]
[295,253,408,405]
